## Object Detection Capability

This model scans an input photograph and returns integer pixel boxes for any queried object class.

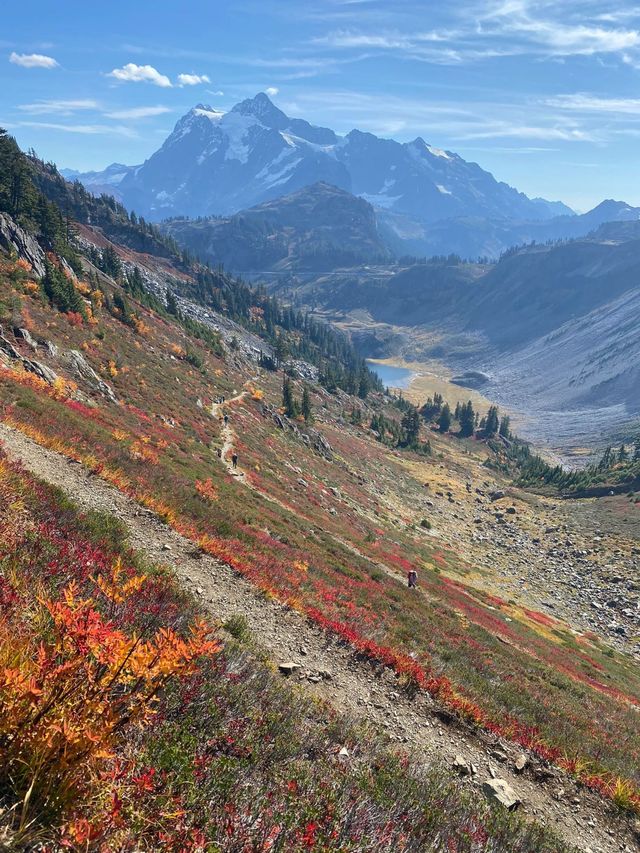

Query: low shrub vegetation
[0,454,575,851]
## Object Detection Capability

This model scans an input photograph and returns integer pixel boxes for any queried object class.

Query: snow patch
[194,107,225,121]
[220,111,261,163]
[427,144,451,160]
[280,130,339,157]
[436,184,452,195]
[255,147,296,179]
[359,192,402,210]
[259,157,302,187]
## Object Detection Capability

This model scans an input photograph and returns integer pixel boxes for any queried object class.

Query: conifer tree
[485,405,499,436]
[301,385,312,423]
[282,376,298,418]
[438,403,452,433]
[459,401,475,437]
[499,415,511,438]
[401,406,420,446]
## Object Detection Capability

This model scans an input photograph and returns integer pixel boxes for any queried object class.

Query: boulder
[482,778,521,811]
[26,360,58,384]
[278,661,301,675]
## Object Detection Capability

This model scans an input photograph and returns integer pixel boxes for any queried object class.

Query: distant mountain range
[162,180,640,275]
[66,92,588,258]
[382,198,640,260]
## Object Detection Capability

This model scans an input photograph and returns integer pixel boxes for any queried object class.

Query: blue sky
[3,0,640,210]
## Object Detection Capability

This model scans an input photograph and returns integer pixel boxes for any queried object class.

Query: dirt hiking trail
[0,421,636,853]
[211,390,248,482]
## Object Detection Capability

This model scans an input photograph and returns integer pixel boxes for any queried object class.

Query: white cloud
[546,93,640,114]
[457,124,594,142]
[105,105,171,119]
[108,63,172,87]
[265,86,279,96]
[18,99,98,115]
[177,72,210,86]
[206,89,225,96]
[9,51,58,69]
[17,120,138,138]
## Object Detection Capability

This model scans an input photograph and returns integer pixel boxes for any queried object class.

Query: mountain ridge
[67,92,572,234]
[161,181,392,272]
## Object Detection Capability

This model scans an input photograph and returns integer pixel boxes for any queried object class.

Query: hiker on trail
[232,452,238,469]
[407,569,418,589]
[216,448,222,458]
[224,414,229,425]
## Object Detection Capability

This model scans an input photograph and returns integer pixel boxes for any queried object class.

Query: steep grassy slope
[2,130,640,847]
[1,246,640,825]
[1,454,579,851]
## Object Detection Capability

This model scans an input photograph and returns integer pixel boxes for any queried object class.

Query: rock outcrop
[262,402,332,459]
[66,350,118,403]
[0,213,46,278]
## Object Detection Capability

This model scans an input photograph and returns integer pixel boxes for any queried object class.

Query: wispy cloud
[108,63,172,87]
[105,105,172,119]
[265,86,279,96]
[18,99,98,115]
[17,120,138,138]
[545,93,640,113]
[456,124,595,141]
[279,88,602,146]
[305,1,640,67]
[177,72,210,86]
[9,51,58,69]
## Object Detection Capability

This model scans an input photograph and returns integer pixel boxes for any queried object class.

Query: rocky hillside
[161,182,392,272]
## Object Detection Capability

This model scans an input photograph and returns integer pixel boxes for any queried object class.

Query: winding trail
[0,420,635,853]
[211,389,249,482]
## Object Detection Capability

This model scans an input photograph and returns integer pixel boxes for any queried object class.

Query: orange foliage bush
[195,478,218,503]
[0,558,218,830]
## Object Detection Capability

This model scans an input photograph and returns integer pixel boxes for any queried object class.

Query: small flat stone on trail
[278,661,301,675]
[514,754,528,772]
[482,778,521,811]
[453,754,471,776]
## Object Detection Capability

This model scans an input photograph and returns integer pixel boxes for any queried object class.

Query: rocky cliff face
[0,213,46,278]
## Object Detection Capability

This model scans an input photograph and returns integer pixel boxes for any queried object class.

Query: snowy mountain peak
[74,93,573,227]
[409,138,453,160]
[232,92,284,123]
